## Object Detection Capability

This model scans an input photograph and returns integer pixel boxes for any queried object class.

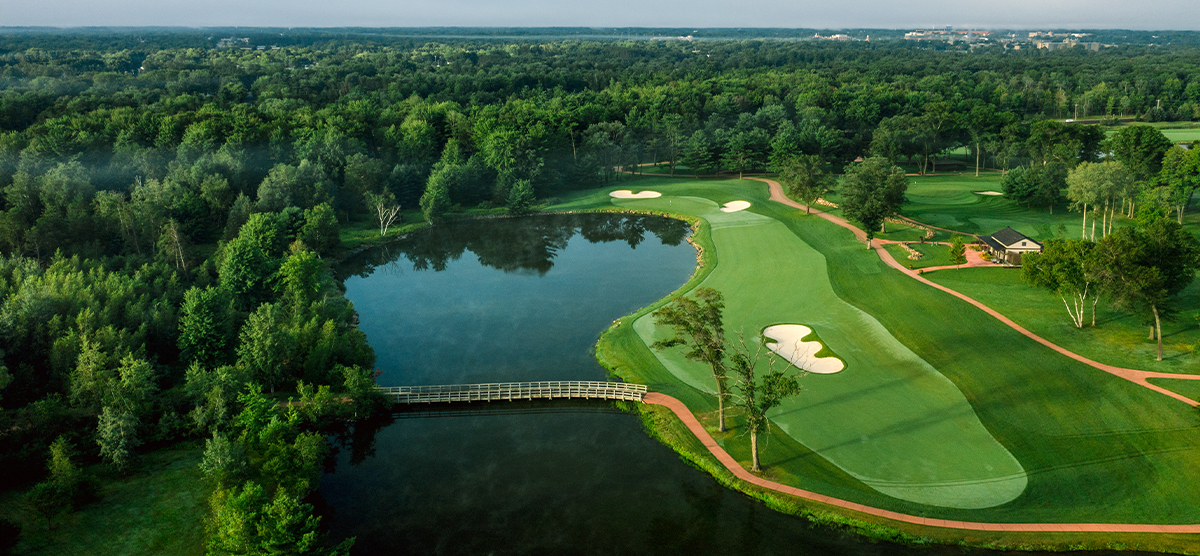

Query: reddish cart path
[745,176,1200,407]
[643,392,1200,533]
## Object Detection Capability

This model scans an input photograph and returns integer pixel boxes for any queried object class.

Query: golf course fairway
[614,194,1028,509]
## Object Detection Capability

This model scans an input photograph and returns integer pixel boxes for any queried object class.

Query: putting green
[616,194,1028,509]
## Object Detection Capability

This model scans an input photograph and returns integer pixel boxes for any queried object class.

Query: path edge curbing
[643,391,1200,533]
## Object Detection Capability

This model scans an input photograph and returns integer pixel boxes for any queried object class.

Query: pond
[320,213,1141,556]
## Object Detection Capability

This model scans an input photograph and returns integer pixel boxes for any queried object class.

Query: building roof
[988,227,1040,248]
[979,235,1005,251]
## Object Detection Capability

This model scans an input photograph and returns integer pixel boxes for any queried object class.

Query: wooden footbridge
[374,381,647,404]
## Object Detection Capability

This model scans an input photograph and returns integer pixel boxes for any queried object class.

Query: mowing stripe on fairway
[615,194,1028,509]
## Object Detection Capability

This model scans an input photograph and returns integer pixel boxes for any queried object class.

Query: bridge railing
[375,381,648,404]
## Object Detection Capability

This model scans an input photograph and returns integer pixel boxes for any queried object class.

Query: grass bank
[0,446,207,556]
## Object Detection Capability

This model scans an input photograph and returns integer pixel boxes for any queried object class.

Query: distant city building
[903,29,990,43]
[1028,32,1091,39]
[217,37,250,48]
[812,33,855,41]
[1033,39,1102,51]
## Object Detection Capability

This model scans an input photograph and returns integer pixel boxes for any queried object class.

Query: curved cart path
[745,176,1200,407]
[643,392,1200,533]
[876,239,993,272]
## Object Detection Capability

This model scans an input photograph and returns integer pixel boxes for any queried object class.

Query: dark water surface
[322,214,1148,556]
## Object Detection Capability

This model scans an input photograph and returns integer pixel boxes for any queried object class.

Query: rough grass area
[551,176,1200,543]
[0,445,207,556]
[929,267,1200,375]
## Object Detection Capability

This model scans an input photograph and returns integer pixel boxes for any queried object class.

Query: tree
[721,131,766,179]
[237,303,294,391]
[97,406,140,470]
[255,161,334,212]
[1023,239,1099,328]
[1067,161,1133,239]
[840,156,909,247]
[179,286,232,367]
[506,179,536,215]
[199,432,246,487]
[95,355,157,470]
[680,131,715,176]
[276,248,326,306]
[69,337,112,410]
[207,482,352,556]
[726,336,802,472]
[1001,166,1036,205]
[776,154,835,214]
[651,288,730,432]
[1027,120,1103,168]
[365,190,401,237]
[25,436,92,530]
[1106,125,1173,182]
[220,213,283,310]
[868,115,918,165]
[949,235,967,266]
[1156,146,1200,223]
[157,218,188,271]
[1092,218,1200,360]
[659,114,684,176]
[300,203,340,256]
[419,175,451,224]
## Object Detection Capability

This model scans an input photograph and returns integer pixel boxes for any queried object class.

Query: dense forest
[2,29,1200,553]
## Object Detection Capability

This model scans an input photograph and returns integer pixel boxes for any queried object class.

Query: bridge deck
[375,381,647,404]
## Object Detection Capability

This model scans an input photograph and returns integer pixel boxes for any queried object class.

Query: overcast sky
[2,0,1197,30]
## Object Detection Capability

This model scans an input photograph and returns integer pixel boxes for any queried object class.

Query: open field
[1161,128,1200,143]
[553,176,1200,531]
[0,446,207,556]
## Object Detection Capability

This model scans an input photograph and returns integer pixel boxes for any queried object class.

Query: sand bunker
[720,200,751,212]
[609,190,662,199]
[762,325,845,374]
[973,191,1003,196]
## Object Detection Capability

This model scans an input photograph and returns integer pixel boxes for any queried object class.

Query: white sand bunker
[609,190,662,199]
[720,200,751,212]
[762,325,845,374]
[973,191,1003,196]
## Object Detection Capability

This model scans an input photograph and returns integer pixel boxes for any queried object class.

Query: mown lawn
[553,176,1200,529]
[882,242,961,270]
[0,446,207,556]
[896,173,1082,240]
[927,267,1200,375]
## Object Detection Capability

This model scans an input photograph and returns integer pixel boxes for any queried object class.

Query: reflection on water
[322,214,1145,556]
[337,213,690,279]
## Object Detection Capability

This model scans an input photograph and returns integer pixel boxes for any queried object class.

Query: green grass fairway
[619,193,1027,509]
[898,174,1080,240]
[559,176,1200,527]
[1147,377,1200,402]
[928,267,1200,375]
[1160,128,1200,143]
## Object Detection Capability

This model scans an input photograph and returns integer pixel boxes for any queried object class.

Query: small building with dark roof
[980,227,1042,265]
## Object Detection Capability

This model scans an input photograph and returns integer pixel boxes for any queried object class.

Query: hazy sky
[2,0,1197,30]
